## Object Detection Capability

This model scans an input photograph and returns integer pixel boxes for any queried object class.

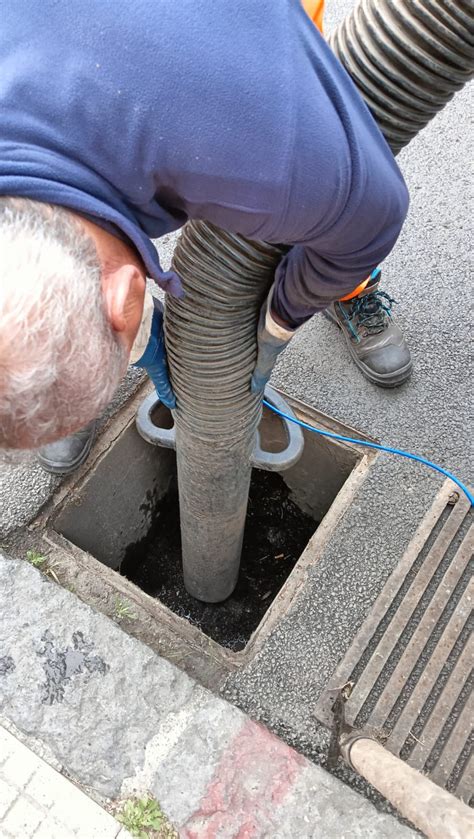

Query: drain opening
[53,391,364,657]
[121,468,317,651]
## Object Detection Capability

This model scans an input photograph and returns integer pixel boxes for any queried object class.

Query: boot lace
[348,290,397,337]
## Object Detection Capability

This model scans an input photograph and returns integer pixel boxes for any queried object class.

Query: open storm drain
[314,480,473,804]
[49,387,369,682]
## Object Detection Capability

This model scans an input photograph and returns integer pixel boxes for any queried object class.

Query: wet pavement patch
[36,630,109,705]
[121,469,317,651]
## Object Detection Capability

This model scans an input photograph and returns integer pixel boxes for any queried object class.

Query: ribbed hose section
[329,0,474,154]
[166,221,285,602]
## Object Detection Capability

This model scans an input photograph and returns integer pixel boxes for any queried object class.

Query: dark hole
[121,469,318,651]
[150,403,174,430]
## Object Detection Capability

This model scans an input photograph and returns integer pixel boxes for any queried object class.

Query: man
[0,0,410,471]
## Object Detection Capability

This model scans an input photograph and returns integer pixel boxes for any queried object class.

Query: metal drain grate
[315,480,473,804]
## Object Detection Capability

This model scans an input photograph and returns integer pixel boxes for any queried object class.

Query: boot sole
[36,428,96,475]
[324,309,413,388]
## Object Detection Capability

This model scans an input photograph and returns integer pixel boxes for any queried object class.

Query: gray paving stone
[120,687,244,825]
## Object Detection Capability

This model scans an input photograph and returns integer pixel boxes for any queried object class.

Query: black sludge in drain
[121,469,317,651]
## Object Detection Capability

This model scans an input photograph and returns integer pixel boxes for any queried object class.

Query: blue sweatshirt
[0,0,409,325]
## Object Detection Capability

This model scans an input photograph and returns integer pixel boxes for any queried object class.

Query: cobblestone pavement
[0,726,131,839]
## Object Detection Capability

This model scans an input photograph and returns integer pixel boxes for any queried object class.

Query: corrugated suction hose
[165,0,474,603]
[166,224,285,602]
[330,0,474,154]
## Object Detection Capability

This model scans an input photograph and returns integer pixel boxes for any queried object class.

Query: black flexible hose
[330,0,474,154]
[165,0,474,602]
[166,224,284,602]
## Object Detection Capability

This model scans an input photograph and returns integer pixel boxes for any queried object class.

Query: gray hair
[0,197,126,448]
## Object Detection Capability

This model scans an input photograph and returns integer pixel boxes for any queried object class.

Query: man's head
[0,197,147,449]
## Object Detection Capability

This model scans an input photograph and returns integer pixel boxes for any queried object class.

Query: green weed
[25,550,62,583]
[113,597,137,621]
[116,796,177,838]
[26,550,47,567]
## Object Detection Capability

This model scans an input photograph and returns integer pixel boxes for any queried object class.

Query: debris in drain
[121,469,317,651]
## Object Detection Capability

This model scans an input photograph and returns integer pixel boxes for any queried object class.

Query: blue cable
[263,399,473,507]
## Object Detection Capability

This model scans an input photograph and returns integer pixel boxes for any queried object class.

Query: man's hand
[132,299,176,409]
[251,286,297,394]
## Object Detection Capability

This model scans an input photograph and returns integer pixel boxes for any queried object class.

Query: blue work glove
[132,298,176,409]
[251,285,297,394]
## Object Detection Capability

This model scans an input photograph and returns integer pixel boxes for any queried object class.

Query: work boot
[325,269,412,387]
[36,421,97,475]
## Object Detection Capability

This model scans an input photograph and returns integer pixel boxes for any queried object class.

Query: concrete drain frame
[30,383,376,691]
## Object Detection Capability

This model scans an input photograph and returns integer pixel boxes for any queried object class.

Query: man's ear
[102,265,136,333]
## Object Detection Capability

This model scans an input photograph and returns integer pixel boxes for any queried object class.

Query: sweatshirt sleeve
[270,122,410,328]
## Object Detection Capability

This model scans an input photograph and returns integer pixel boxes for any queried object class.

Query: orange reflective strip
[301,0,325,33]
[339,278,371,302]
